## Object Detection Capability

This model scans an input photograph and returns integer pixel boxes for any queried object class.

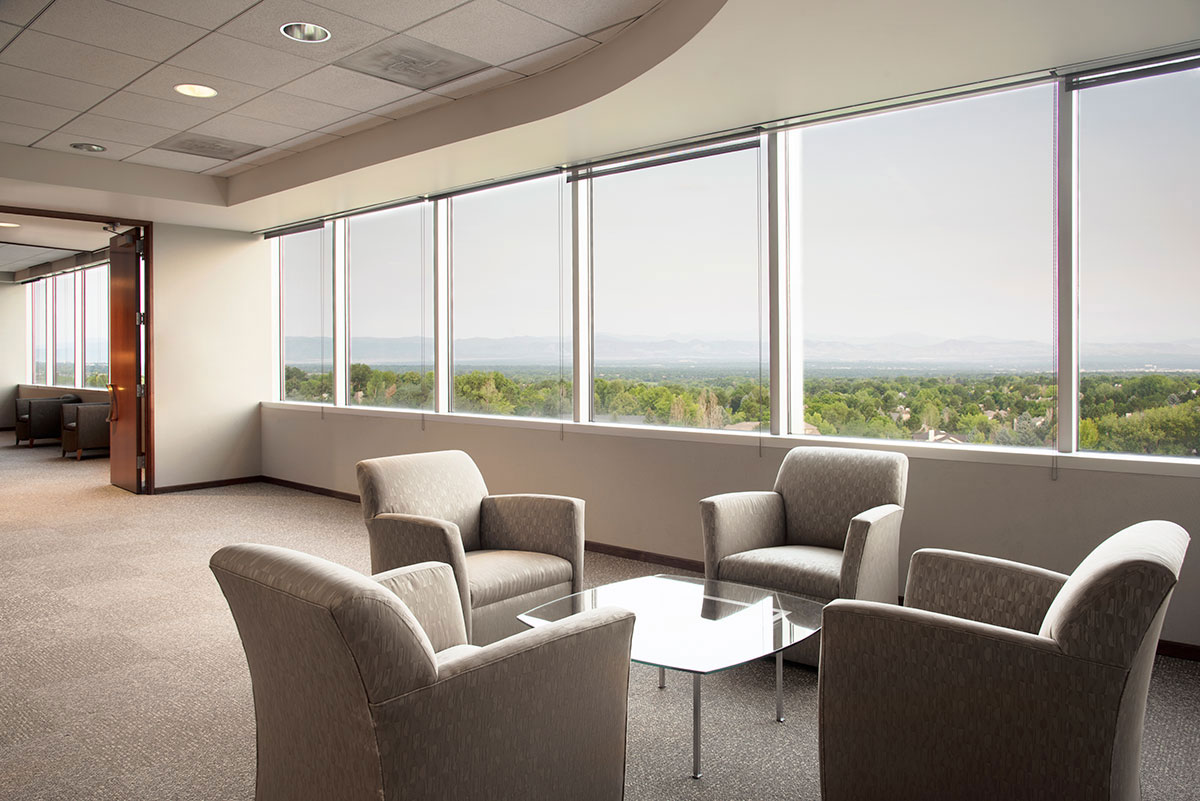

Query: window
[280,224,334,403]
[83,265,109,387]
[54,272,75,386]
[449,176,571,418]
[31,280,46,384]
[1076,65,1200,457]
[589,145,766,430]
[347,205,433,409]
[789,85,1057,448]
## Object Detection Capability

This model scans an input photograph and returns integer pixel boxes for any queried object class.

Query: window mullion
[434,198,451,413]
[333,218,348,407]
[75,271,85,387]
[573,177,591,423]
[1056,80,1079,454]
[766,131,787,436]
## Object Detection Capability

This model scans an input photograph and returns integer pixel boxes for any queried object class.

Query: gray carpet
[2,443,1198,800]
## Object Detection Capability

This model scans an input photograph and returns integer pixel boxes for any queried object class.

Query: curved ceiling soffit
[228,0,730,205]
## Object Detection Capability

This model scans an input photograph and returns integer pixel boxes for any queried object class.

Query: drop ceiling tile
[112,0,259,30]
[202,160,256,176]
[276,130,339,151]
[371,91,451,119]
[318,112,387,136]
[123,148,227,171]
[0,120,50,146]
[90,91,219,129]
[233,90,356,129]
[307,0,465,32]
[502,36,595,76]
[230,146,291,165]
[0,0,49,26]
[0,21,18,47]
[169,33,322,89]
[281,65,418,112]
[428,66,520,99]
[499,0,655,36]
[408,1,574,65]
[31,0,207,61]
[217,0,392,62]
[0,30,157,89]
[0,64,113,111]
[335,33,488,91]
[33,131,144,159]
[0,96,78,130]
[586,20,633,42]
[125,64,267,112]
[60,112,178,146]
[189,113,307,147]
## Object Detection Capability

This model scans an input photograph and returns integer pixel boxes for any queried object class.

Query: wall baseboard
[1157,640,1200,661]
[585,540,704,574]
[153,475,263,494]
[260,475,360,503]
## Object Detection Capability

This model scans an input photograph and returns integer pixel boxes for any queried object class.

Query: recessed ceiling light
[0,222,20,228]
[280,22,331,43]
[174,83,218,98]
[70,142,106,152]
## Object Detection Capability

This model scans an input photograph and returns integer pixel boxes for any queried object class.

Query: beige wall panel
[0,281,24,428]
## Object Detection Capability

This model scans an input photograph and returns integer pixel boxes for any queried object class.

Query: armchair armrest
[366,513,472,640]
[904,548,1068,633]
[374,561,468,653]
[699,491,785,579]
[840,503,904,602]
[818,599,1123,801]
[370,607,635,799]
[481,494,585,592]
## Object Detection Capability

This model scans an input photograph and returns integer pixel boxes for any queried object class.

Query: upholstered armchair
[15,394,81,446]
[356,450,585,645]
[819,520,1190,801]
[700,446,908,664]
[61,402,110,459]
[211,544,634,801]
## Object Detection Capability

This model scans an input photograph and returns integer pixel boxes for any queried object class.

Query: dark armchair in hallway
[15,394,81,447]
[61,402,110,459]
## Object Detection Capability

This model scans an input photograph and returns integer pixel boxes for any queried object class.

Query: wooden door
[108,229,143,493]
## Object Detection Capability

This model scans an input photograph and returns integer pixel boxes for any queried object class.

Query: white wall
[0,281,25,428]
[261,404,1200,646]
[152,224,272,488]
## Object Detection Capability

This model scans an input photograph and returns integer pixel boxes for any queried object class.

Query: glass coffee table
[519,574,824,778]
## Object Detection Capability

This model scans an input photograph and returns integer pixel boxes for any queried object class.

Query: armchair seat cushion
[720,544,843,601]
[465,549,573,607]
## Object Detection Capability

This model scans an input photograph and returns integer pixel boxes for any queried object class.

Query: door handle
[106,383,118,422]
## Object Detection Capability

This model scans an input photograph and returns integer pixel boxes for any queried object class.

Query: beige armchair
[819,520,1190,801]
[357,449,585,645]
[211,543,634,801]
[700,445,908,664]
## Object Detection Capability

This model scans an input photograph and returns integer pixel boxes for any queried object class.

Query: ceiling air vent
[153,133,263,161]
[335,34,488,90]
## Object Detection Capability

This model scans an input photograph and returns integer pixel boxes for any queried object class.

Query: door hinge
[136,384,145,398]
[135,312,146,325]
[136,455,146,470]
[135,238,144,256]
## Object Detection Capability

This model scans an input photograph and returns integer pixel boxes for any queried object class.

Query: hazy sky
[283,66,1199,357]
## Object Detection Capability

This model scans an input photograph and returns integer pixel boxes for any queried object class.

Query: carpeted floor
[2,443,1198,800]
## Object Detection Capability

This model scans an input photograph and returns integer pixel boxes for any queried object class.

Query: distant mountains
[283,335,1200,372]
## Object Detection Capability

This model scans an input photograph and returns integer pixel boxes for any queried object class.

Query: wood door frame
[3,204,154,492]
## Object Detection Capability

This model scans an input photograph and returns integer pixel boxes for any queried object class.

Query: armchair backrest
[1039,520,1189,668]
[774,447,908,549]
[356,450,489,551]
[210,543,439,801]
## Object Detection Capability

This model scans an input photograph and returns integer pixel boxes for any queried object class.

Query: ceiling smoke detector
[174,83,218,98]
[280,22,331,43]
[70,143,106,152]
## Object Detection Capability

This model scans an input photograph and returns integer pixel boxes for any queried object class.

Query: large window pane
[347,205,433,409]
[83,265,109,387]
[450,176,571,418]
[591,147,766,430]
[1077,67,1200,457]
[281,224,334,403]
[31,280,46,384]
[54,272,75,386]
[792,85,1056,447]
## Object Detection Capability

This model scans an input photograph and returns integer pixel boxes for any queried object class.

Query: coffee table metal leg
[659,666,666,689]
[776,652,784,723]
[692,673,702,779]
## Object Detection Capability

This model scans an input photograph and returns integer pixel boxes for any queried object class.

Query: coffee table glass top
[518,574,824,674]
